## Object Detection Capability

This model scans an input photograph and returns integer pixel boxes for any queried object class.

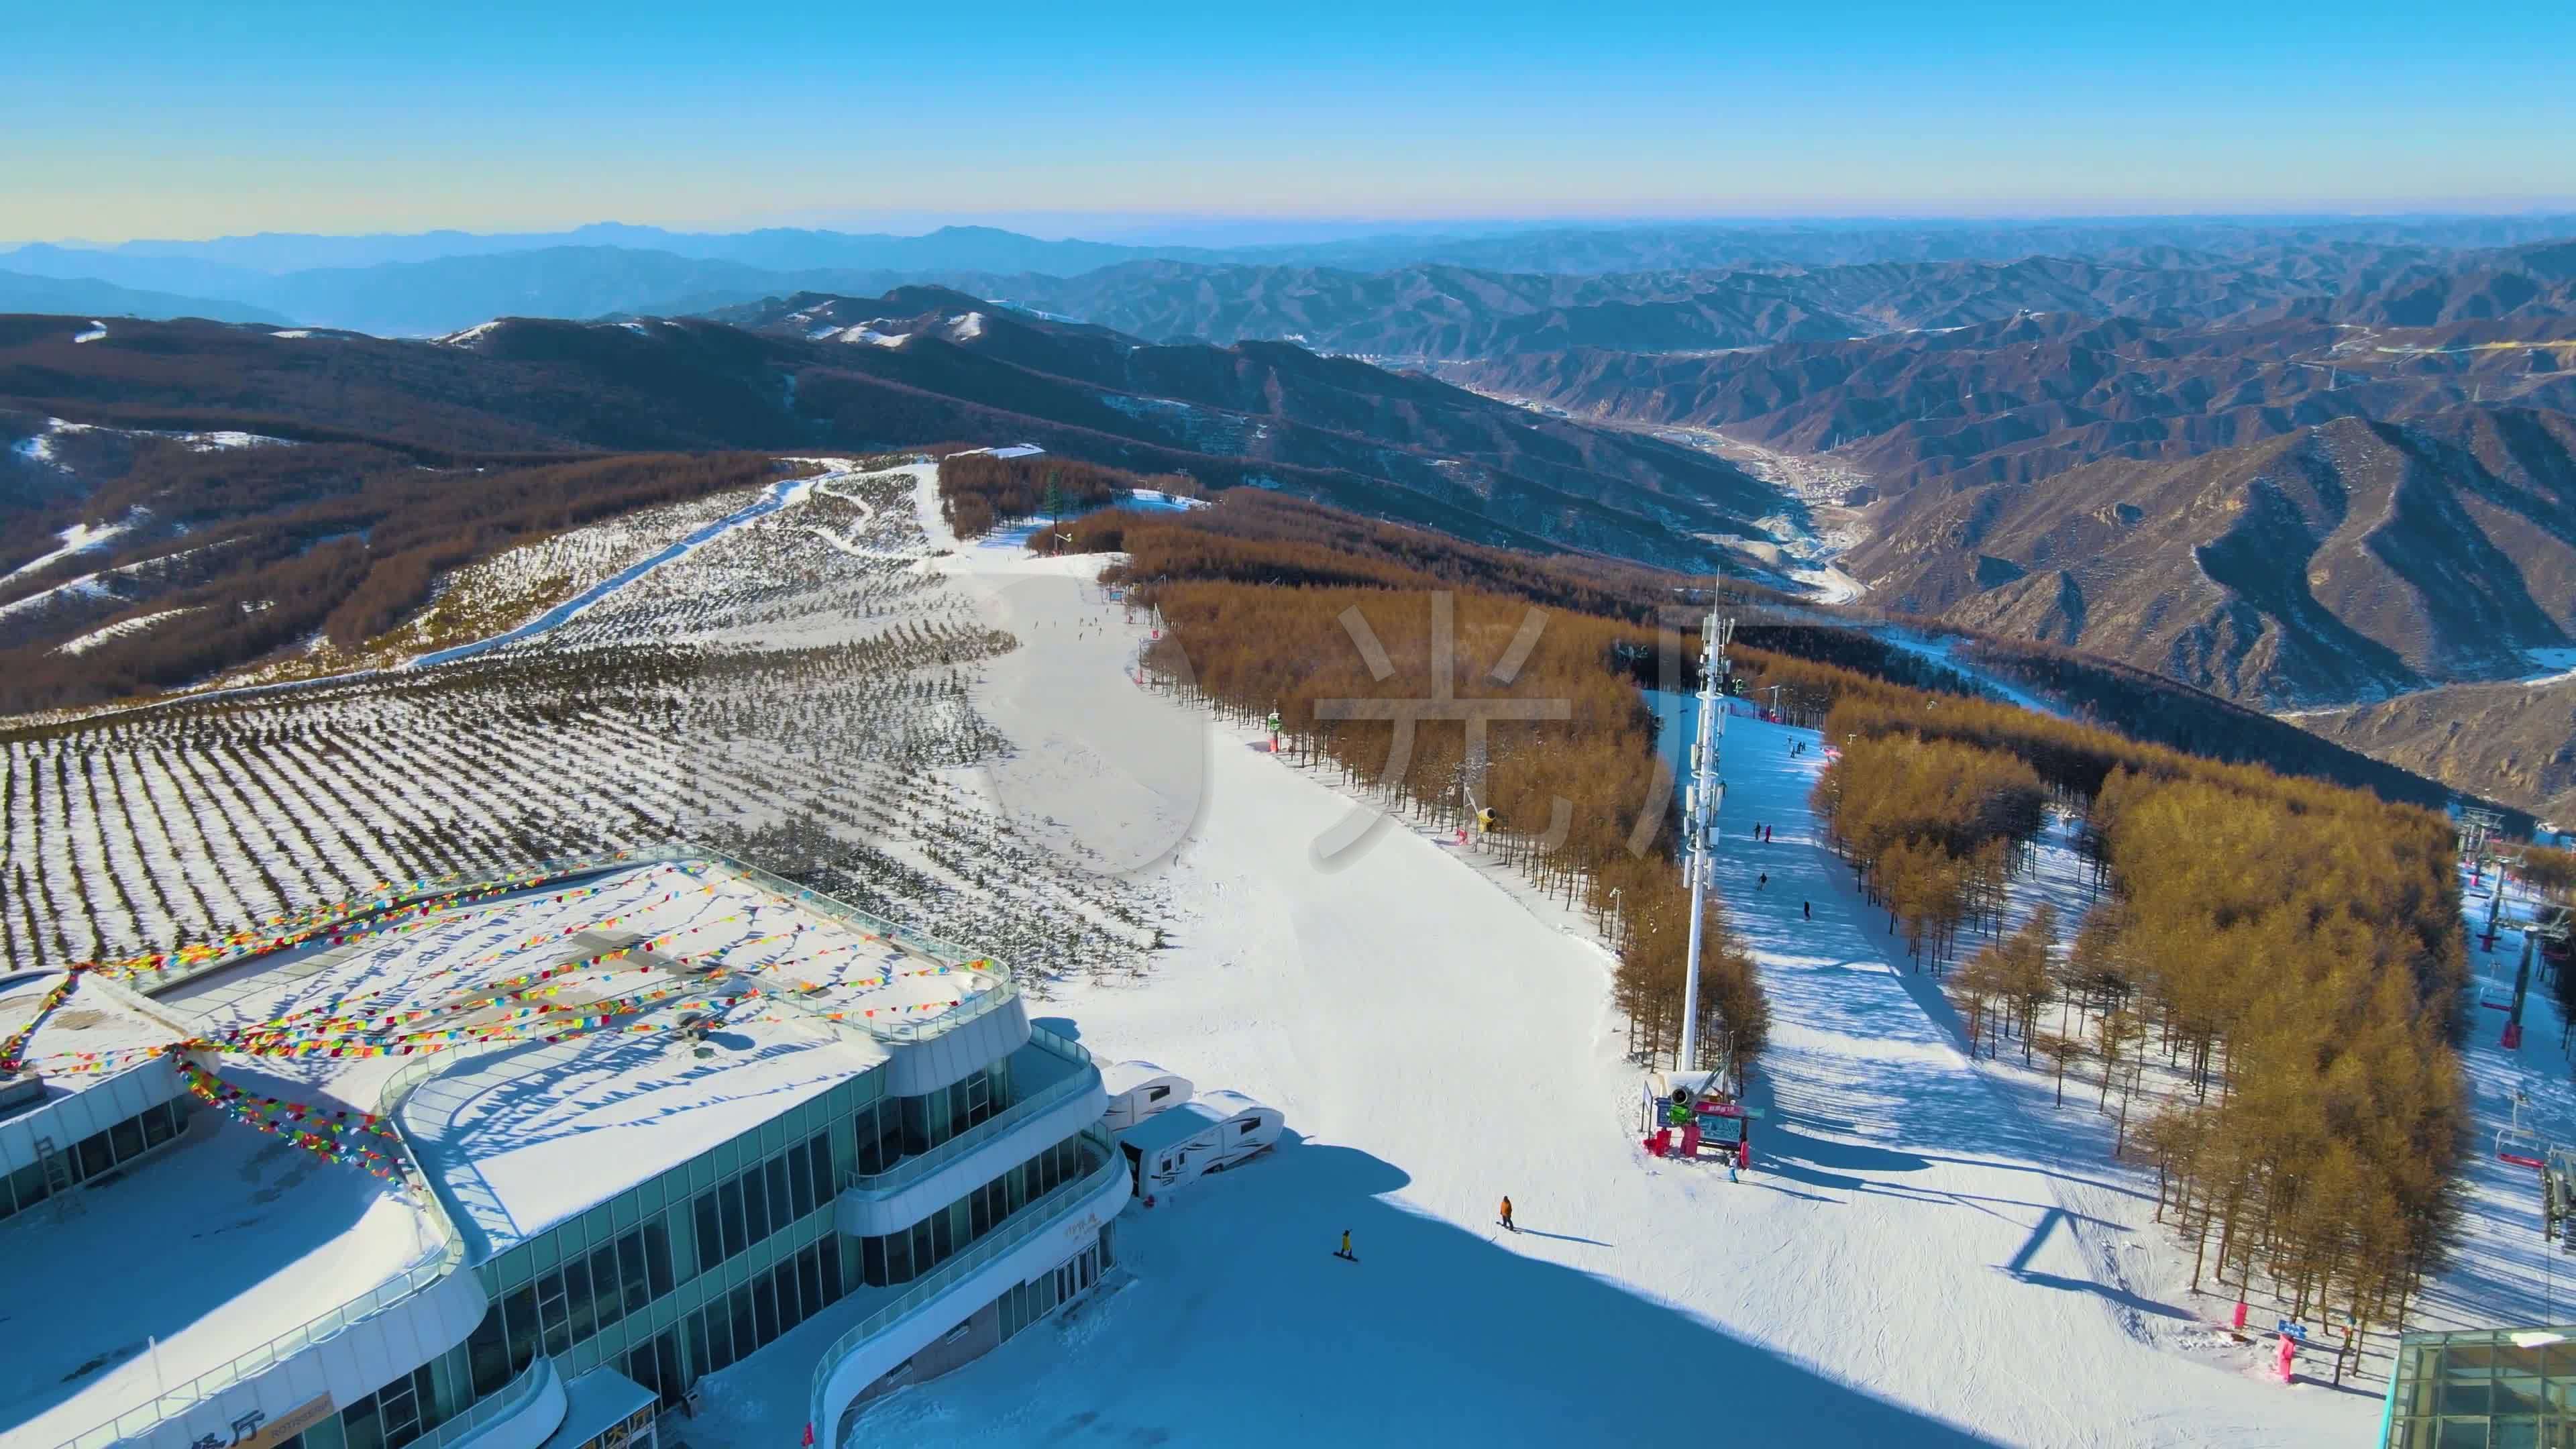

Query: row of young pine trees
[1794,673,2469,1356]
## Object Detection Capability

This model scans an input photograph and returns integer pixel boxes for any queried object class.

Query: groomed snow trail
[704,468,2366,1448]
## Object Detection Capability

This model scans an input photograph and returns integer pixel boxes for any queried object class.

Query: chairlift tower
[1676,606,1735,1077]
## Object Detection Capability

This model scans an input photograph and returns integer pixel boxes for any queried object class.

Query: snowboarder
[1500,1195,1515,1232]
[1336,1229,1356,1261]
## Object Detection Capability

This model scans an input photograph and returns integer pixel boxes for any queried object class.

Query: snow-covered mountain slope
[678,481,2373,1448]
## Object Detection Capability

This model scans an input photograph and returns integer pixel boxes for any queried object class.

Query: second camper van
[1115,1089,1284,1194]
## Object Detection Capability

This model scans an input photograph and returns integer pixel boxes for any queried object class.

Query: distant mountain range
[0,288,1783,605]
[11,216,2576,339]
[0,270,290,327]
[14,215,2576,809]
[1845,407,2576,707]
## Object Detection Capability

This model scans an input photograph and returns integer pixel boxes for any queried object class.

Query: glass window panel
[688,1310,710,1381]
[537,1271,572,1357]
[77,1132,113,1179]
[694,1191,723,1275]
[863,1233,888,1287]
[561,1258,596,1343]
[590,1245,625,1332]
[820,1235,843,1301]
[654,1332,684,1411]
[931,1207,955,1265]
[722,1181,748,1258]
[729,1285,756,1360]
[341,1396,384,1449]
[773,1150,804,1217]
[808,1134,832,1208]
[885,1228,911,1285]
[754,1276,780,1347]
[778,1269,805,1334]
[142,1102,177,1146]
[619,1233,650,1312]
[2433,1417,2489,1449]
[704,1307,735,1373]
[645,1222,676,1297]
[800,1247,824,1317]
[742,1165,769,1244]
[626,1342,661,1405]
[502,1285,539,1371]
[466,1304,511,1397]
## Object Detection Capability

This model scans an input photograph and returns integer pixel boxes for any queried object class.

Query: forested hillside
[1063,463,2471,1346]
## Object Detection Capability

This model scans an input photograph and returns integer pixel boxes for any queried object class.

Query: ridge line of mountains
[10,215,2576,819]
[9,216,2576,340]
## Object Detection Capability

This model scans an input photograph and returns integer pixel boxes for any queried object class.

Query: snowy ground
[6,447,2467,1445]
[680,478,2372,1448]
[2413,875,2576,1334]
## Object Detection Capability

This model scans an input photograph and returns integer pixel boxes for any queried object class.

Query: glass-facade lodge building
[0,851,1129,1449]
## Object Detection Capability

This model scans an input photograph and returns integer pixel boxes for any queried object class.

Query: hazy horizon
[11,0,2575,246]
[15,205,2576,256]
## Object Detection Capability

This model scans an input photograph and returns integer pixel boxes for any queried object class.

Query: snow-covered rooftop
[0,853,1008,1443]
[143,856,1001,1257]
[0,969,184,1116]
[0,1059,439,1449]
[403,1006,877,1260]
[1114,1098,1234,1153]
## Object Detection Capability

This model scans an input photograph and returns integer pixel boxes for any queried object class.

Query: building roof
[0,1090,438,1449]
[1100,1059,1186,1095]
[0,969,186,1125]
[1115,1099,1232,1154]
[1,851,1010,1445]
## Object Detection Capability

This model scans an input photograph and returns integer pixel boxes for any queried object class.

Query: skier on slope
[1758,873,1768,890]
[1804,900,1812,919]
[1500,1195,1515,1232]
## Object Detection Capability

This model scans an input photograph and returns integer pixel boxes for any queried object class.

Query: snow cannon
[1644,1071,1764,1169]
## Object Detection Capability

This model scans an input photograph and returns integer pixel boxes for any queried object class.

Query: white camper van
[1099,1060,1193,1132]
[1115,1089,1284,1194]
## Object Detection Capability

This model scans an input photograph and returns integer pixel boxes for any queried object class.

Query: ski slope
[665,474,2371,1448]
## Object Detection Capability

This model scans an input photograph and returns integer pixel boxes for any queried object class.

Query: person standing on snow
[1500,1195,1515,1232]
[1803,900,1812,919]
[1758,872,1768,890]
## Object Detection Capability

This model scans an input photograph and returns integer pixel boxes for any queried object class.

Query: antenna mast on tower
[1676,600,1734,1075]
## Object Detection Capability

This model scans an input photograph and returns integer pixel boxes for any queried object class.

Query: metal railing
[836,1028,1094,1201]
[807,1128,1126,1442]
[411,1351,556,1449]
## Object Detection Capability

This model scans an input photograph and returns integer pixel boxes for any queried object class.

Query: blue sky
[9,0,2575,242]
